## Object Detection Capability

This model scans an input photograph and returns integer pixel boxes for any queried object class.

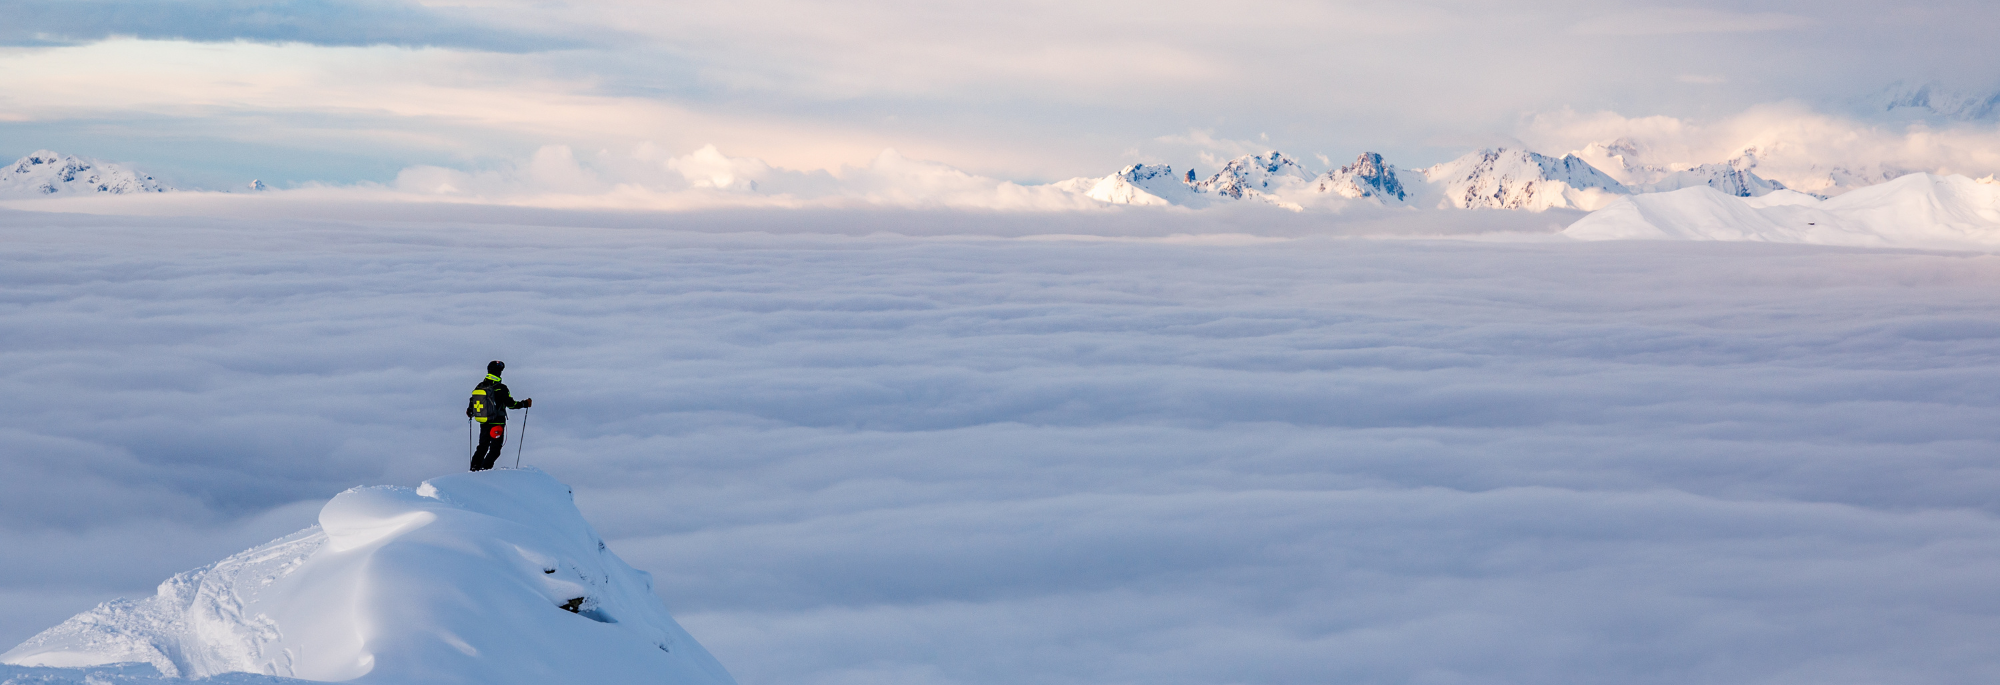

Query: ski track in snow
[4,210,2000,684]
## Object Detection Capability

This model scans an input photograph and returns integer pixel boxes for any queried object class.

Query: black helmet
[487,360,505,375]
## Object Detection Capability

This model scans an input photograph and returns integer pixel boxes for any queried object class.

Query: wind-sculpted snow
[4,207,2000,685]
[3,470,737,685]
[1566,172,2000,248]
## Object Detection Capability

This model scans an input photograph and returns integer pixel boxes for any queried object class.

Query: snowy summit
[0,150,171,196]
[1,469,738,685]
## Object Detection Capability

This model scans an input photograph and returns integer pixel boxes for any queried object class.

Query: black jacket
[467,375,526,424]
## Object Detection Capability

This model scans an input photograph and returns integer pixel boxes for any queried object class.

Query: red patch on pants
[490,426,504,438]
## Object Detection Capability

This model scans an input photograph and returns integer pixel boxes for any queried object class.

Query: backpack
[468,384,501,423]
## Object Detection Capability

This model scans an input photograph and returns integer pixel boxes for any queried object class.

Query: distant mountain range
[1052,146,1801,212]
[0,145,1836,213]
[1873,81,2000,122]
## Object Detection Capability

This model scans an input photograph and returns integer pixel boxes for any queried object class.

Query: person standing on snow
[467,360,531,471]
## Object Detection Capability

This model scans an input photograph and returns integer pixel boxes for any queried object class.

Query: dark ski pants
[471,423,506,471]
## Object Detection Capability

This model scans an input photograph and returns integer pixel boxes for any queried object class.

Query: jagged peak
[1115,163,1179,183]
[1195,150,1311,200]
[1212,150,1308,177]
[1071,161,1214,207]
[1423,147,1628,210]
[1315,152,1407,202]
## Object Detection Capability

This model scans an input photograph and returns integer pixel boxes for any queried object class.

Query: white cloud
[373,143,1105,210]
[666,145,778,192]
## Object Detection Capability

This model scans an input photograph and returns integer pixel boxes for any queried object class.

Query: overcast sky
[3,0,1999,189]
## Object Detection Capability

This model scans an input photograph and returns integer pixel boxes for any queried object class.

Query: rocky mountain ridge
[1060,142,1801,212]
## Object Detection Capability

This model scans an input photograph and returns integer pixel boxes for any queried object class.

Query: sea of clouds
[4,205,2000,685]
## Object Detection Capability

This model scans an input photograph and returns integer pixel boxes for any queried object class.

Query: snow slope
[1421,148,1628,210]
[2,469,737,685]
[1564,173,2000,248]
[0,151,170,196]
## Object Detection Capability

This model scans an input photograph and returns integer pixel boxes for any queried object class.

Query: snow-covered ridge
[1056,148,1620,212]
[1048,143,1809,213]
[1,150,171,196]
[1193,151,1314,203]
[1069,163,1212,207]
[1574,140,1793,198]
[2,469,738,685]
[1420,148,1627,210]
[1563,172,2000,248]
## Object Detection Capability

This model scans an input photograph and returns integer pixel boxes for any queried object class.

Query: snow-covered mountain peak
[1314,152,1407,202]
[1644,156,1791,198]
[1056,163,1213,207]
[1195,150,1312,200]
[2,469,738,685]
[1573,141,1792,198]
[1422,148,1628,211]
[0,150,172,196]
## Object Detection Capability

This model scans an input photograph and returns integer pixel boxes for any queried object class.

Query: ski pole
[468,419,475,457]
[513,407,530,469]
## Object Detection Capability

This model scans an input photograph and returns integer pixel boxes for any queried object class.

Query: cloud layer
[4,207,2000,683]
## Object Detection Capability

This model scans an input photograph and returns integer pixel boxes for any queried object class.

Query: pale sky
[2,0,1997,189]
